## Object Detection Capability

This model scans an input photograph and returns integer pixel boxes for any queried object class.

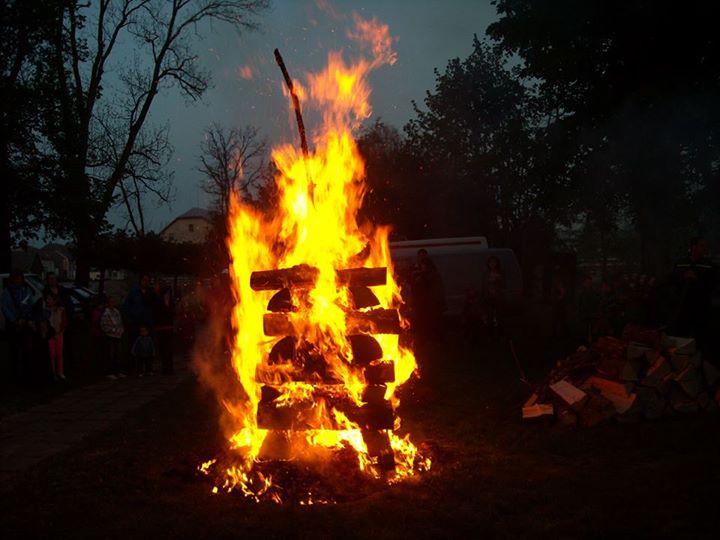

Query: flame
[204,14,428,502]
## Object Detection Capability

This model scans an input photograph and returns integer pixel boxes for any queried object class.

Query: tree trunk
[0,176,11,274]
[0,145,13,274]
[74,229,96,286]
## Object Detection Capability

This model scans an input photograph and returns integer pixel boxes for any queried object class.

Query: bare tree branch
[198,123,267,216]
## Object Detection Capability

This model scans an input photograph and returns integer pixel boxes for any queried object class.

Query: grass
[2,325,719,539]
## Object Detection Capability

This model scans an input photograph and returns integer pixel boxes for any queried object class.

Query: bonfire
[199,14,429,503]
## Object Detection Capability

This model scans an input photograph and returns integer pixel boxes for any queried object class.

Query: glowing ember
[199,14,429,502]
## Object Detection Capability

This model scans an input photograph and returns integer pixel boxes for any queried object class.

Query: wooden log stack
[251,264,400,470]
[523,324,720,426]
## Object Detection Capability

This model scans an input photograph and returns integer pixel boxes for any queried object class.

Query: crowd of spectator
[1,271,212,386]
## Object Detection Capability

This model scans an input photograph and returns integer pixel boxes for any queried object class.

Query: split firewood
[662,335,697,355]
[524,393,538,408]
[622,324,664,349]
[557,407,578,427]
[583,376,637,414]
[641,355,672,391]
[674,365,704,398]
[578,394,615,427]
[627,342,652,360]
[594,336,628,378]
[635,387,666,420]
[620,357,643,382]
[522,403,554,421]
[669,387,700,414]
[669,352,691,372]
[549,379,589,410]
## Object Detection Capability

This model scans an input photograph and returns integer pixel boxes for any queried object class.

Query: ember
[199,15,429,502]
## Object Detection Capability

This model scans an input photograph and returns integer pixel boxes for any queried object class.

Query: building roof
[176,207,212,220]
[159,207,213,238]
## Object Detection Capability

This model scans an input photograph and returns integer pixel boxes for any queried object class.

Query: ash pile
[523,325,720,426]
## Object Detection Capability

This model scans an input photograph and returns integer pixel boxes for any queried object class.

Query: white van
[389,237,523,316]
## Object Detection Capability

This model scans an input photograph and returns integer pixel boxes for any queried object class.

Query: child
[45,292,67,380]
[100,295,125,379]
[131,325,155,376]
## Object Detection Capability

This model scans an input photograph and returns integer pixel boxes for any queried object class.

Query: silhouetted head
[46,272,58,288]
[487,255,501,270]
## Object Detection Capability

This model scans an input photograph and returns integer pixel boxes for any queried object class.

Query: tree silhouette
[36,0,268,284]
[199,123,266,217]
[489,0,720,272]
[0,0,58,272]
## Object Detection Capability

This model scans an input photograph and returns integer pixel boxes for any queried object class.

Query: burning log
[336,268,387,287]
[361,430,396,471]
[349,335,383,364]
[251,264,318,291]
[263,309,401,336]
[250,265,387,291]
[349,286,380,309]
[364,361,395,384]
[256,394,395,431]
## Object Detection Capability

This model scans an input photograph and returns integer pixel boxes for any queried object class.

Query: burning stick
[274,48,310,159]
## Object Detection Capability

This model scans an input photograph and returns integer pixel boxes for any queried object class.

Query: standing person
[124,273,155,374]
[480,255,506,335]
[44,293,67,380]
[2,270,36,381]
[411,249,445,342]
[43,272,73,320]
[131,325,156,376]
[90,295,106,375]
[672,237,716,349]
[154,283,176,375]
[100,295,125,379]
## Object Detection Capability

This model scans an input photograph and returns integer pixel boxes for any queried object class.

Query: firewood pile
[523,325,720,426]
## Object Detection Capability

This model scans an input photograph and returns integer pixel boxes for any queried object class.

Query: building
[159,207,213,244]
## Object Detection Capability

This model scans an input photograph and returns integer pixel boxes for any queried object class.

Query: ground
[2,321,719,539]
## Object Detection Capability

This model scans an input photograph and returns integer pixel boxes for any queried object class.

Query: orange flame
[203,14,428,501]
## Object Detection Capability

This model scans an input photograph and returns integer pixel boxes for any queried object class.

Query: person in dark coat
[2,270,36,381]
[672,237,716,348]
[124,273,156,375]
[153,282,176,375]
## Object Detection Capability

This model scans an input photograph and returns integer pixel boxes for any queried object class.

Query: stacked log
[523,324,720,426]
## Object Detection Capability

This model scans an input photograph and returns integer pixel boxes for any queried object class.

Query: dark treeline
[358,1,719,279]
[3,1,718,284]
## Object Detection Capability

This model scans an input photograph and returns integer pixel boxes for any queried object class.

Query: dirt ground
[2,326,720,539]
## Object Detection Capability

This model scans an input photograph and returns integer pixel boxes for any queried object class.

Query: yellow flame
[208,13,427,500]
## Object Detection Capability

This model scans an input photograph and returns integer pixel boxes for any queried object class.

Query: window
[188,223,195,232]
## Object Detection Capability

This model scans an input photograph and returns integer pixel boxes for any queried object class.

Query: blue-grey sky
[128,0,498,232]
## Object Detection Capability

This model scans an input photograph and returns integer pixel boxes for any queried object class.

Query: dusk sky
[122,0,498,232]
